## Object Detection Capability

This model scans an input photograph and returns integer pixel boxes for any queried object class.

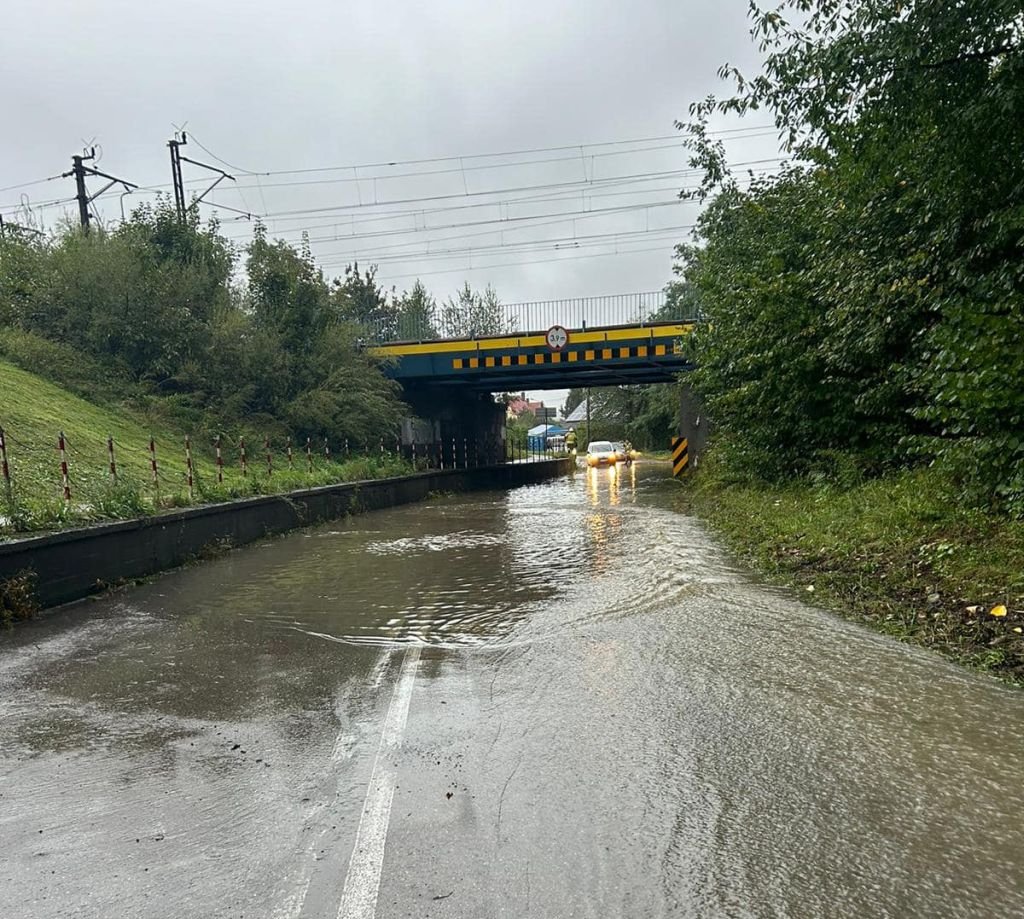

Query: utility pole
[168,134,187,222]
[166,132,236,223]
[71,151,94,230]
[62,147,138,232]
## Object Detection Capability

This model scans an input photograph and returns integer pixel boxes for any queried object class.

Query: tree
[395,280,438,341]
[334,262,399,341]
[440,282,507,338]
[247,224,330,354]
[679,0,1024,504]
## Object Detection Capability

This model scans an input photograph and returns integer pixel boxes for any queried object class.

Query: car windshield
[612,443,625,450]
[588,442,613,452]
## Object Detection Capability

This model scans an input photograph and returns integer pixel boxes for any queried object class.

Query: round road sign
[545,325,569,352]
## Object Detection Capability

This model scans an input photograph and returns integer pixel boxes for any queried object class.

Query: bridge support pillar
[678,383,709,469]
[400,385,507,464]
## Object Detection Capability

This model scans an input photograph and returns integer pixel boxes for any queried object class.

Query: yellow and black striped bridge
[371,322,695,390]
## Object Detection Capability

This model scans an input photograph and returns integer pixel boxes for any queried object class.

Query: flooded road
[2,463,1023,918]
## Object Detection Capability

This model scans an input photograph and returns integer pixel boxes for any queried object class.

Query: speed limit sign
[545,325,569,352]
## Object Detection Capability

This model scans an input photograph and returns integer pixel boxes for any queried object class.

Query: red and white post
[107,435,117,484]
[0,426,13,505]
[306,437,313,474]
[148,436,159,493]
[59,431,72,503]
[185,436,194,499]
[324,438,331,463]
[215,435,224,484]
[240,438,248,477]
[286,437,294,470]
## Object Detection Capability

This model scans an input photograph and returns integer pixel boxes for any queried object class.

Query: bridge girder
[370,322,695,392]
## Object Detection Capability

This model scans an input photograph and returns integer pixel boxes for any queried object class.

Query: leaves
[677,0,1024,509]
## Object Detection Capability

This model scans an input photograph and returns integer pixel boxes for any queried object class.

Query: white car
[585,441,618,467]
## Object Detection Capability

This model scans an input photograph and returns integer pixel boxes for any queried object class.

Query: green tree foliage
[562,384,677,451]
[680,0,1024,509]
[395,280,439,341]
[334,262,399,341]
[0,202,405,447]
[440,282,508,338]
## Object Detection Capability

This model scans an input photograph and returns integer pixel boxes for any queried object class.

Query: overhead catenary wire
[210,158,785,224]
[314,223,697,268]
[0,174,65,195]
[183,124,778,178]
[214,162,784,240]
[376,243,686,282]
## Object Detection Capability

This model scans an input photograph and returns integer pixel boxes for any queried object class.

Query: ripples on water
[229,463,742,650]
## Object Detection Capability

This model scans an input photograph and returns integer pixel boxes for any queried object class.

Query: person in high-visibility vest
[565,428,578,455]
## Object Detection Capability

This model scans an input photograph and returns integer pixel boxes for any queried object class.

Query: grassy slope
[687,459,1024,684]
[0,359,408,536]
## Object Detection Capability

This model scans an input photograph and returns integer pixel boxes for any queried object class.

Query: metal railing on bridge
[369,290,695,343]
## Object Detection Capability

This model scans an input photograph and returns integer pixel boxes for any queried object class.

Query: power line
[374,242,683,283]
[209,139,723,191]
[215,166,781,243]
[0,174,64,195]
[316,224,695,268]
[185,124,777,178]
[298,198,689,247]
[209,158,784,223]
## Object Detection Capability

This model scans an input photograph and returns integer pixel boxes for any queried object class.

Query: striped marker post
[0,426,13,505]
[215,435,224,484]
[265,436,272,477]
[411,442,417,467]
[324,438,331,463]
[59,431,72,502]
[149,436,159,493]
[306,437,313,474]
[185,436,194,498]
[463,437,468,469]
[452,437,457,468]
[240,438,248,477]
[107,436,117,484]
[379,437,384,457]
[345,439,349,458]
[671,436,689,477]
[286,437,294,470]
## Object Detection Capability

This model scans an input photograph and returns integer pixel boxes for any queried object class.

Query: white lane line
[273,650,395,919]
[337,644,421,919]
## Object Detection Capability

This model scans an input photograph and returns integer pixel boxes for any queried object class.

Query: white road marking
[273,649,398,919]
[337,644,421,919]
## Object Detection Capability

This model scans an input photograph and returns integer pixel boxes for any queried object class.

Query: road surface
[2,463,1023,918]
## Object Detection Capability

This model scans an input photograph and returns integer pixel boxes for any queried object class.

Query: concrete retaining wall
[0,458,572,610]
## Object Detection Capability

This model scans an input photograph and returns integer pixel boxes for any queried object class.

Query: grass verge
[0,359,414,538]
[684,452,1024,685]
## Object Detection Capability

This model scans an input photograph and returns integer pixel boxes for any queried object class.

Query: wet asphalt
[2,463,1024,918]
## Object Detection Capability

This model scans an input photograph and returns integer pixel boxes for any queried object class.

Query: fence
[0,427,538,533]
[371,290,697,343]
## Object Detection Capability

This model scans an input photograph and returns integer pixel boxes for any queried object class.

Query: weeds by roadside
[683,451,1024,684]
[1,570,38,626]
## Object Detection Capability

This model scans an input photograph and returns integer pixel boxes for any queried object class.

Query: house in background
[506,392,556,424]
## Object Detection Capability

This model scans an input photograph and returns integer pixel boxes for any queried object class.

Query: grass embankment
[686,456,1024,684]
[0,359,411,539]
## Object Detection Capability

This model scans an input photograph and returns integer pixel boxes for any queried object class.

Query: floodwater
[1,463,1023,919]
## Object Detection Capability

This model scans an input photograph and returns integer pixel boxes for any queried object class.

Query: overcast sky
[2,0,777,408]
